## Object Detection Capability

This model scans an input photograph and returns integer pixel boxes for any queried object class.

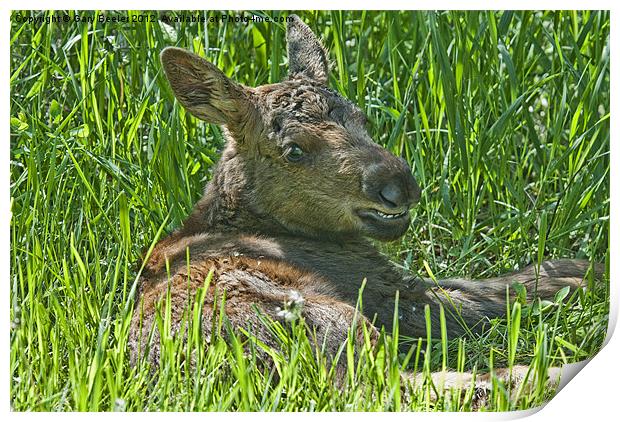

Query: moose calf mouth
[356,208,411,239]
[370,209,408,220]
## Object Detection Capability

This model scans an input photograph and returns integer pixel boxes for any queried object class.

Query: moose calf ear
[160,47,251,125]
[286,15,329,85]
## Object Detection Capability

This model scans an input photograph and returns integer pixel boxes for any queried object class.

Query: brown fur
[129,15,600,403]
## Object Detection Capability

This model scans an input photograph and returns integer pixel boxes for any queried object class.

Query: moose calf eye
[285,143,305,162]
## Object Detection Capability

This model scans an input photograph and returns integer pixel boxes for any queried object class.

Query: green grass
[10,10,609,411]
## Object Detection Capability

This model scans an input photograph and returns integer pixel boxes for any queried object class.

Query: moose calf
[129,15,598,405]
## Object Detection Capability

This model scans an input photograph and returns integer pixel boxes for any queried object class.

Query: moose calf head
[161,15,420,241]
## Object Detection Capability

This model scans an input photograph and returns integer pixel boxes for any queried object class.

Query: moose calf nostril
[379,183,403,208]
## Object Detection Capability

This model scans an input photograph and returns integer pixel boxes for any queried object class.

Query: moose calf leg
[404,365,563,409]
[397,259,602,339]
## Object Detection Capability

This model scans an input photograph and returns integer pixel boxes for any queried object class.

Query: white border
[3,1,617,421]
